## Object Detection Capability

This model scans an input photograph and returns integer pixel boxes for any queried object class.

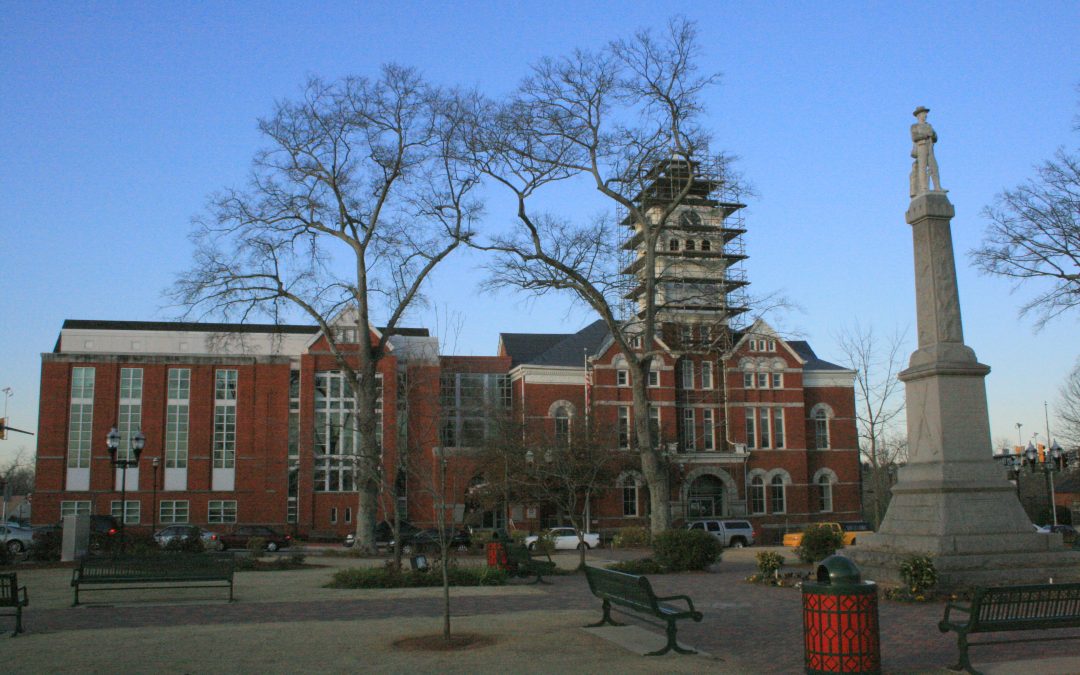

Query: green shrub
[327,564,507,588]
[606,558,667,575]
[795,524,844,564]
[899,554,937,596]
[612,527,651,548]
[531,531,556,554]
[247,537,267,556]
[31,530,61,562]
[756,550,785,579]
[164,537,205,554]
[652,528,721,572]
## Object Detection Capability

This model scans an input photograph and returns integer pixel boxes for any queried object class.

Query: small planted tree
[795,524,845,564]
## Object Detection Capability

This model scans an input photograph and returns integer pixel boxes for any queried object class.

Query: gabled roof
[500,320,610,367]
[787,341,848,371]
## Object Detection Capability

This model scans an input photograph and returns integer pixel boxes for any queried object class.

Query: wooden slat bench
[71,554,236,606]
[584,565,702,656]
[0,573,29,636]
[938,582,1080,674]
[505,543,557,584]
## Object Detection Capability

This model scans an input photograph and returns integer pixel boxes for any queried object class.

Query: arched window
[700,239,711,251]
[554,406,571,446]
[684,239,695,251]
[750,476,766,514]
[817,474,833,512]
[814,408,830,449]
[769,475,786,513]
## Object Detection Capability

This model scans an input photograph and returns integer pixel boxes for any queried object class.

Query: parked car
[344,521,422,549]
[524,527,600,551]
[782,522,860,548]
[390,528,472,554]
[218,525,291,552]
[685,519,756,548]
[153,525,224,550]
[0,524,35,554]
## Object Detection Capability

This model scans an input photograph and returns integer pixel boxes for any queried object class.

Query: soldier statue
[909,106,943,197]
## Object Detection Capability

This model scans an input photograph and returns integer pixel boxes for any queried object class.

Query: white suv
[686,519,756,548]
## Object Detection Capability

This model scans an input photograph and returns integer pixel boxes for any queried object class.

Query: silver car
[0,524,35,554]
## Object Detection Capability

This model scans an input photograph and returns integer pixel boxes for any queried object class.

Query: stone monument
[852,108,1080,590]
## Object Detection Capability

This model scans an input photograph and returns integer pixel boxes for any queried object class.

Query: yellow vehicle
[782,522,866,548]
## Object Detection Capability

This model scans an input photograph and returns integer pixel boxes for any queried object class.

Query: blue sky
[2,2,1078,464]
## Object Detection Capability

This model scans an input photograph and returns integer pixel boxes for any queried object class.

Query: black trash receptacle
[802,555,881,674]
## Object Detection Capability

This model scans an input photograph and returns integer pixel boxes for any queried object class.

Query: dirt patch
[393,632,496,652]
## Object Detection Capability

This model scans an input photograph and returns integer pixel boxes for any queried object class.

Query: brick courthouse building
[33,162,860,543]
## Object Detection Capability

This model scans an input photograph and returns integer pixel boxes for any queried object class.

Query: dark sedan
[219,525,292,552]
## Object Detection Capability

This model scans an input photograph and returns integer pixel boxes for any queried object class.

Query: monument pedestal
[850,189,1079,590]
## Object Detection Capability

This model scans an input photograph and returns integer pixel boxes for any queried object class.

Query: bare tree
[172,67,482,552]
[0,447,34,496]
[468,18,744,533]
[1057,359,1080,446]
[971,140,1080,329]
[477,416,628,570]
[835,324,908,527]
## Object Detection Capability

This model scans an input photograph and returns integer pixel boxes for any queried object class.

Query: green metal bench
[504,543,557,584]
[71,554,236,606]
[584,565,702,656]
[0,573,29,636]
[938,582,1080,674]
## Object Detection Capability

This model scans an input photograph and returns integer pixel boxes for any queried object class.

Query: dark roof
[787,341,848,371]
[501,320,610,367]
[60,320,428,337]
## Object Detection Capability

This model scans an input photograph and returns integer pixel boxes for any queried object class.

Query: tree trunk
[632,376,671,533]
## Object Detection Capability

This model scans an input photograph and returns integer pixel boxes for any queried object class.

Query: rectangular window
[159,500,190,524]
[67,367,96,469]
[743,373,754,389]
[166,368,190,468]
[616,369,628,387]
[757,373,768,389]
[648,407,660,447]
[618,407,631,449]
[110,500,141,525]
[682,409,696,451]
[750,480,766,514]
[648,368,659,387]
[701,362,713,390]
[208,500,238,524]
[440,373,506,448]
[117,368,143,462]
[314,371,383,491]
[773,409,785,448]
[60,500,91,517]
[745,408,756,448]
[772,373,782,389]
[622,483,638,516]
[330,507,338,524]
[768,340,777,352]
[345,507,352,523]
[680,360,694,390]
[703,409,715,451]
[759,408,771,448]
[214,370,238,469]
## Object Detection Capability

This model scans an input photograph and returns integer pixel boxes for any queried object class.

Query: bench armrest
[655,593,697,613]
[939,600,971,632]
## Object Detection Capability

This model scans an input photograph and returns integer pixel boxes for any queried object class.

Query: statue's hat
[913,105,930,116]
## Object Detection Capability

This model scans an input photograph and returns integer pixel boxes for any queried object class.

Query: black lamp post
[992,448,1024,500]
[106,426,145,554]
[1021,439,1074,528]
[151,456,160,535]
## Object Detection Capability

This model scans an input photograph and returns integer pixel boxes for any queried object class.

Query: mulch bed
[393,633,496,651]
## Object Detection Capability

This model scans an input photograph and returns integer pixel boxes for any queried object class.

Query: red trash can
[802,555,881,674]
[486,541,507,570]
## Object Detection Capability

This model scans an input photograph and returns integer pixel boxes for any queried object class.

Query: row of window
[439,373,511,447]
[615,360,716,390]
[743,372,783,389]
[745,407,785,449]
[60,499,238,525]
[615,406,719,451]
[667,238,717,252]
[748,474,835,514]
[67,367,237,470]
[746,339,777,352]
